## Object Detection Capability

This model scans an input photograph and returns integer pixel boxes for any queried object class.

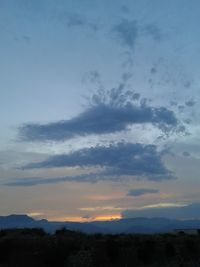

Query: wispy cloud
[52,11,99,32]
[143,24,163,41]
[3,173,101,187]
[112,19,138,50]
[111,18,163,53]
[66,13,86,27]
[65,13,98,31]
[127,188,159,197]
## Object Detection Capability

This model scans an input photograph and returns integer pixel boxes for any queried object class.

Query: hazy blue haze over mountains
[1,215,200,234]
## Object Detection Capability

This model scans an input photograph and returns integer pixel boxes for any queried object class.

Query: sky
[0,0,200,222]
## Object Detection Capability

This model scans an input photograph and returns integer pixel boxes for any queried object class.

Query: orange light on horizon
[93,214,122,221]
[48,216,87,222]
[48,213,122,222]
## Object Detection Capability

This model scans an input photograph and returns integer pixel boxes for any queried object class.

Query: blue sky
[0,0,200,221]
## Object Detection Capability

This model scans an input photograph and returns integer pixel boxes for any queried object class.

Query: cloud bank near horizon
[122,203,200,220]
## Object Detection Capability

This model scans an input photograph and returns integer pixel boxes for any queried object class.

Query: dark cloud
[122,203,200,220]
[182,151,190,157]
[121,72,133,82]
[150,67,157,74]
[127,188,159,197]
[19,88,180,142]
[112,19,138,50]
[185,99,196,107]
[20,142,173,183]
[170,101,178,107]
[184,119,191,124]
[184,81,191,88]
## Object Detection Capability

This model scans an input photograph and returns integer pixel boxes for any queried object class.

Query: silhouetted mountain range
[1,215,200,234]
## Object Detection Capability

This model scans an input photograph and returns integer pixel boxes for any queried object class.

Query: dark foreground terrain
[0,228,200,267]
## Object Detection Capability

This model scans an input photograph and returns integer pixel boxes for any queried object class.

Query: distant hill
[1,215,200,234]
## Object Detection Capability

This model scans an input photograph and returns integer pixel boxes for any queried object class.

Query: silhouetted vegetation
[0,228,200,266]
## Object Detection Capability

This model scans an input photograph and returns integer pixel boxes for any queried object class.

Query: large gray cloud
[122,203,200,220]
[127,188,159,197]
[19,142,173,182]
[19,94,180,142]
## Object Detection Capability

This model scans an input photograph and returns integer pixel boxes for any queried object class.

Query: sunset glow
[0,0,200,222]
